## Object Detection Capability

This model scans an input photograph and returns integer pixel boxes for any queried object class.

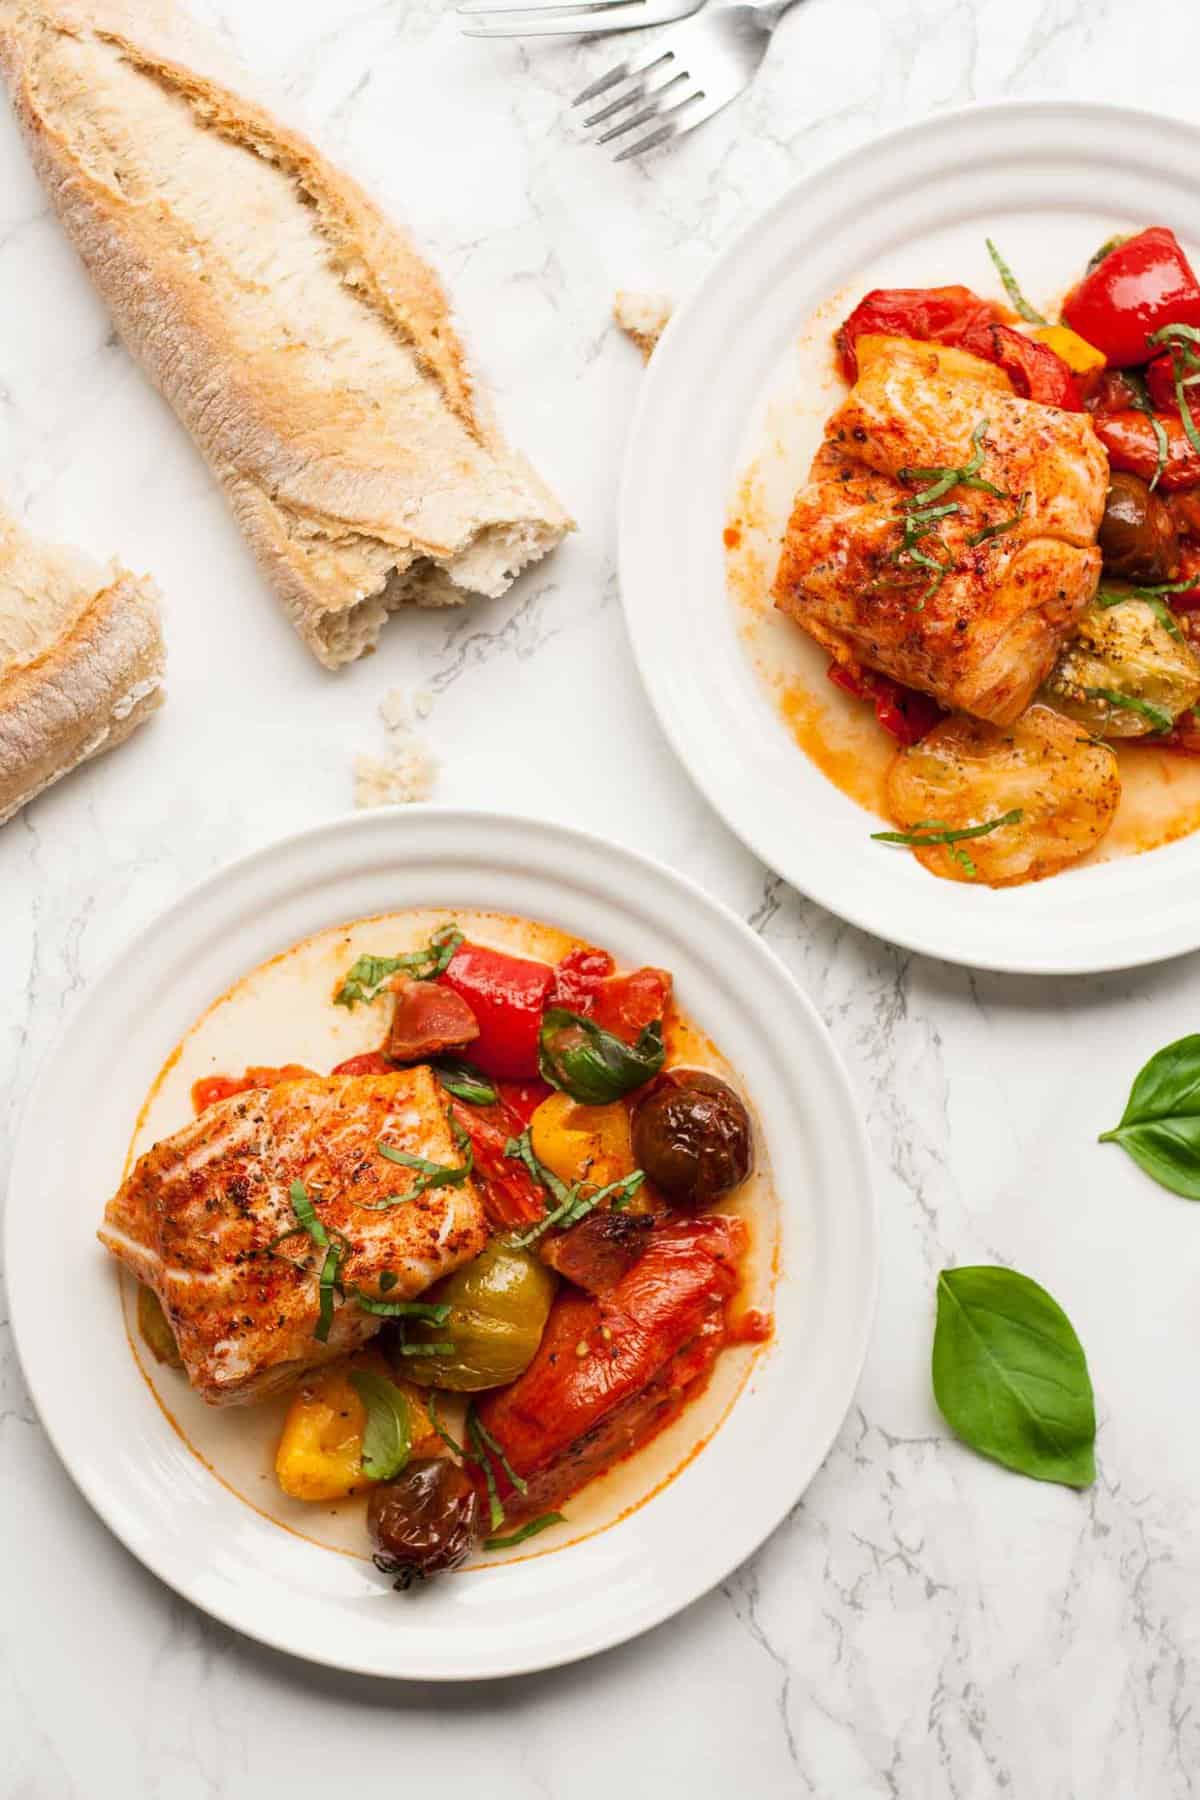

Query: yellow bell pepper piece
[1031,324,1106,374]
[275,1352,435,1502]
[529,1090,635,1190]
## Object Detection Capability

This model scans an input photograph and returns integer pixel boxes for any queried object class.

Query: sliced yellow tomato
[274,1352,435,1502]
[1031,324,1105,374]
[529,1091,635,1190]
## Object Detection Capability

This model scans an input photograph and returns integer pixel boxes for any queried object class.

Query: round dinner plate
[620,101,1200,975]
[5,808,875,1680]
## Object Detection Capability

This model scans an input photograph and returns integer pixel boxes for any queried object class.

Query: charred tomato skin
[1098,472,1180,583]
[368,1457,482,1589]
[631,1069,754,1208]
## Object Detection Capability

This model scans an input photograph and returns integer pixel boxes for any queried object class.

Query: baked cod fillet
[99,1069,488,1405]
[772,335,1108,725]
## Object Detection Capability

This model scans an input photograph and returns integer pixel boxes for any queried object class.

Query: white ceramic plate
[5,808,875,1679]
[620,101,1200,975]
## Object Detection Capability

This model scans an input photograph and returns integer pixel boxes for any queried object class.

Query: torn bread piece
[0,0,572,669]
[0,504,164,825]
[614,290,673,362]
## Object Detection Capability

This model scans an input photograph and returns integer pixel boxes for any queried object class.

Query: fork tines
[573,44,700,159]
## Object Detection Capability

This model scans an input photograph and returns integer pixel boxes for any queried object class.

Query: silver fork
[458,0,704,40]
[574,0,801,159]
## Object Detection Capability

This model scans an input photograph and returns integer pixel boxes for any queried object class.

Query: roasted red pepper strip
[438,942,556,1080]
[827,660,944,746]
[835,285,1000,382]
[1093,411,1200,492]
[1063,228,1200,368]
[475,1215,746,1522]
[191,1064,316,1113]
[447,1095,546,1230]
[951,318,1082,410]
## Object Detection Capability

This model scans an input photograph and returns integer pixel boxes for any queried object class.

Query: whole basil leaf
[538,1008,664,1104]
[932,1266,1096,1489]
[1099,1034,1200,1199]
[349,1369,412,1482]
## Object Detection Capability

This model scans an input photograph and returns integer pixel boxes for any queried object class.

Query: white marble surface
[3,1,1200,1794]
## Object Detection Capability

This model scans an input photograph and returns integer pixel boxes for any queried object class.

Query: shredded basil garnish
[1096,583,1187,640]
[1082,686,1175,733]
[335,924,463,1007]
[510,1169,646,1249]
[360,1136,473,1209]
[967,491,1028,547]
[428,1394,466,1459]
[484,1513,566,1552]
[985,238,1046,325]
[433,1059,498,1106]
[353,1292,452,1323]
[470,1410,528,1498]
[278,1180,348,1342]
[1086,233,1128,274]
[1148,323,1200,459]
[467,1406,505,1532]
[872,809,1023,879]
[882,421,1012,607]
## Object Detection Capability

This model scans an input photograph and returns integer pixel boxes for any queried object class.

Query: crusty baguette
[0,505,164,823]
[0,0,572,669]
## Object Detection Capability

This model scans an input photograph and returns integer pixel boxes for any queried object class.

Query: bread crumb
[614,290,673,362]
[354,686,437,807]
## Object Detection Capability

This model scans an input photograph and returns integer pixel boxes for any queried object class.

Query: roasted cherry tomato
[827,660,944,746]
[447,1096,546,1230]
[1098,472,1180,583]
[631,1069,754,1209]
[590,968,672,1043]
[438,942,555,1079]
[402,1239,557,1392]
[1063,229,1200,368]
[1081,367,1145,415]
[386,976,479,1063]
[368,1457,482,1588]
[1093,411,1200,492]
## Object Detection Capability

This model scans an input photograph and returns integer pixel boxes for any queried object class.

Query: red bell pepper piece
[191,1064,316,1113]
[827,660,944,746]
[475,1215,746,1521]
[835,285,1000,382]
[438,942,556,1079]
[950,318,1082,410]
[1063,228,1200,368]
[1093,411,1200,492]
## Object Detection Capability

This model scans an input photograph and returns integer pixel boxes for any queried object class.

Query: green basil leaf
[433,1058,498,1106]
[335,925,463,1007]
[538,1008,665,1104]
[484,1513,566,1552]
[1099,1033,1200,1198]
[349,1370,412,1482]
[932,1266,1096,1489]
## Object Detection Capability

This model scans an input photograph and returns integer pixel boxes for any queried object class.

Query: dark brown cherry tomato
[631,1069,753,1208]
[368,1457,482,1589]
[1098,472,1180,583]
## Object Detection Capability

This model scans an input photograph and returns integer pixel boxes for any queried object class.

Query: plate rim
[618,96,1200,977]
[4,804,878,1679]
